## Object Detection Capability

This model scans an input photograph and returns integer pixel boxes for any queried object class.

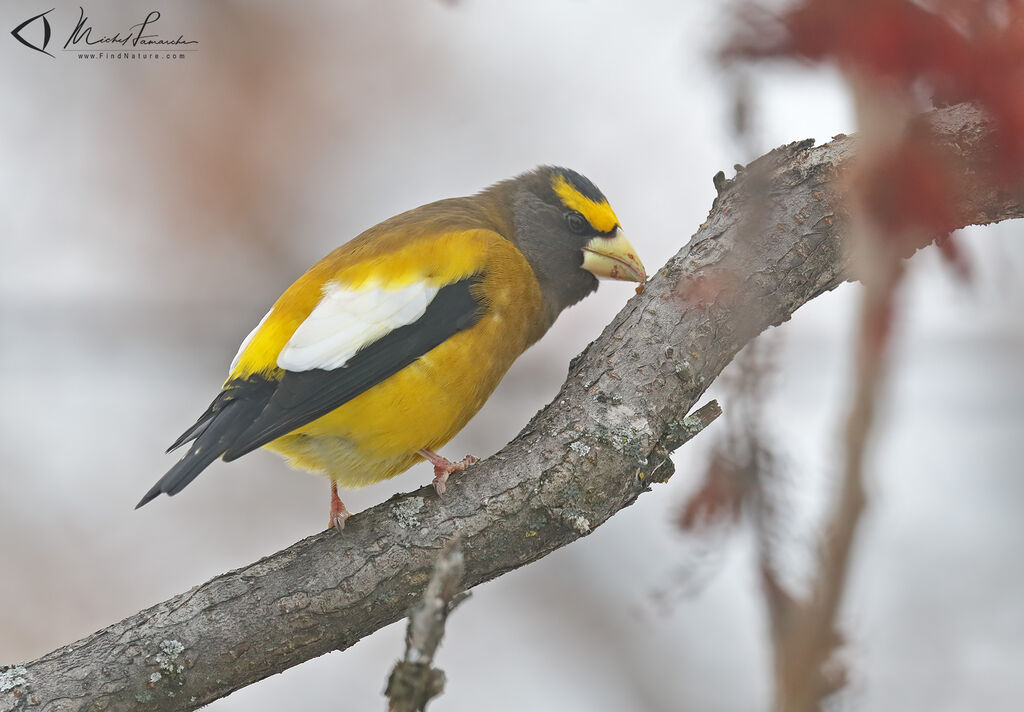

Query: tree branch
[385,540,467,712]
[2,103,1021,712]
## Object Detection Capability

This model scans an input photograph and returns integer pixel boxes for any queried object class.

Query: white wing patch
[229,308,273,373]
[277,281,439,372]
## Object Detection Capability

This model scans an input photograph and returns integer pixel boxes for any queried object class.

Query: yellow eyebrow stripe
[552,174,619,233]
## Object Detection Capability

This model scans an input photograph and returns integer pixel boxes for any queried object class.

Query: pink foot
[417,449,479,496]
[328,481,351,531]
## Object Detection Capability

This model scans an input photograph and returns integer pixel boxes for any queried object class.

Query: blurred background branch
[710,2,1024,708]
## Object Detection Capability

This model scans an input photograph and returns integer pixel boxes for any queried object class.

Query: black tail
[136,377,277,509]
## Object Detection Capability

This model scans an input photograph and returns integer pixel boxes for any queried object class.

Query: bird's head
[490,165,646,321]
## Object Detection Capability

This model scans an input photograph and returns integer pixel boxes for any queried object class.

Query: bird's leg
[417,449,479,496]
[328,481,351,530]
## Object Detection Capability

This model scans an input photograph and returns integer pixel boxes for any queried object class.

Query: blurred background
[1,1,1022,710]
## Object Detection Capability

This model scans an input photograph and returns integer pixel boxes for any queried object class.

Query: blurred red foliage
[724,0,1024,251]
[675,268,742,307]
[857,122,963,245]
[678,451,748,531]
[704,5,1021,705]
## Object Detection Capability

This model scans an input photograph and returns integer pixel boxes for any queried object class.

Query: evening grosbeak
[137,166,646,529]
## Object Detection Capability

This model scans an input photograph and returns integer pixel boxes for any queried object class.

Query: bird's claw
[329,510,350,531]
[328,483,350,531]
[428,453,479,497]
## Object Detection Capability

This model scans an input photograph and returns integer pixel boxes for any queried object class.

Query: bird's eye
[566,211,589,234]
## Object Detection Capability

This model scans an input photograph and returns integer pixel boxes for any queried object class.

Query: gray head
[484,165,646,325]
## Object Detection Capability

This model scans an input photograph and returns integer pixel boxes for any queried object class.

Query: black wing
[222,276,484,460]
[135,378,277,508]
[136,276,483,507]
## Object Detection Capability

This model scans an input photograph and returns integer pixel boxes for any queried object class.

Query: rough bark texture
[385,541,467,712]
[2,103,1021,712]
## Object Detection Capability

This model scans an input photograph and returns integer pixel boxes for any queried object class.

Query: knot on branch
[385,665,446,712]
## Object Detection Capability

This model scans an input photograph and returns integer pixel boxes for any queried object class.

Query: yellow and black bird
[137,166,646,529]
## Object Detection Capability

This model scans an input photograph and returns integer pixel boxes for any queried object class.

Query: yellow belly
[263,287,544,488]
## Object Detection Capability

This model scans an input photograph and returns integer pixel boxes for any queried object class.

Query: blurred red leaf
[858,122,963,245]
[724,0,1024,179]
[679,452,748,531]
[934,232,971,280]
[674,269,741,306]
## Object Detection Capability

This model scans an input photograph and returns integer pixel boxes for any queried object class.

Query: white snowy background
[1,1,1022,710]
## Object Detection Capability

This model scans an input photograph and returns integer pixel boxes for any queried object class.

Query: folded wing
[137,275,483,507]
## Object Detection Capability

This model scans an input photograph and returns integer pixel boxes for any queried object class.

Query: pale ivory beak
[582,228,647,283]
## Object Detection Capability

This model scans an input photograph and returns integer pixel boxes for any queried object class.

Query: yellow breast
[255,231,547,488]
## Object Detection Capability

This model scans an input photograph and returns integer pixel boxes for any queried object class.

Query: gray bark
[2,103,1021,712]
[385,540,468,712]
